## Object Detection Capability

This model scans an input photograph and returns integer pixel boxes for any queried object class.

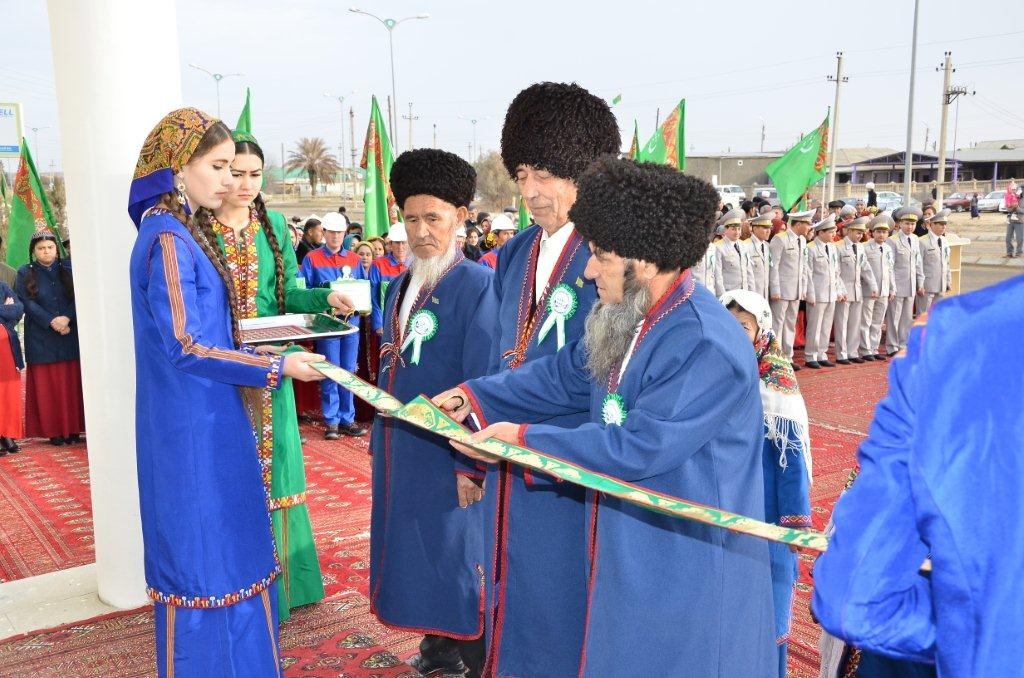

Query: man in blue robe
[369,148,498,677]
[813,275,1024,676]
[437,158,776,676]
[442,81,620,678]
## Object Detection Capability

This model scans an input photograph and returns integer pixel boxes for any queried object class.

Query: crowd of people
[0,231,85,456]
[0,67,1008,677]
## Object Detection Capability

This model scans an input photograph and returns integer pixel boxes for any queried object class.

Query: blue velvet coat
[0,281,24,370]
[130,211,282,606]
[471,224,597,677]
[464,276,776,677]
[15,260,79,365]
[369,257,497,638]
[813,274,1024,676]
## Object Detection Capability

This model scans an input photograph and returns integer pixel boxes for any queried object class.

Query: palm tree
[286,137,342,197]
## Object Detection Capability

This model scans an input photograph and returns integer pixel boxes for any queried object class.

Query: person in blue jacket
[128,107,325,677]
[15,229,84,445]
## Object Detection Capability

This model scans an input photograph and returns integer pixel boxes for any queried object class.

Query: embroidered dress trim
[779,515,812,527]
[147,567,280,608]
[269,491,307,511]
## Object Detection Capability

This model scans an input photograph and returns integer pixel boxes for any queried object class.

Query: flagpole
[902,0,921,204]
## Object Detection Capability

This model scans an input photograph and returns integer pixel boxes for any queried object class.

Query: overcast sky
[4,0,1024,176]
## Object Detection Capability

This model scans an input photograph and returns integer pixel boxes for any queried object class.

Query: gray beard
[583,263,651,383]
[409,236,459,289]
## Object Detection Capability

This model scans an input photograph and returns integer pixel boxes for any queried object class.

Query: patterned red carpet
[0,359,893,676]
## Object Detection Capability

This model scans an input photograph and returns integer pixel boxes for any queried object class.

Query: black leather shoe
[805,361,820,369]
[324,426,340,441]
[49,437,65,446]
[338,422,368,437]
[861,354,877,361]
[7,440,19,453]
[65,434,82,445]
[887,350,899,357]
[875,353,888,361]
[850,357,866,364]
[409,635,466,677]
[792,362,802,371]
[836,359,851,365]
[819,360,836,367]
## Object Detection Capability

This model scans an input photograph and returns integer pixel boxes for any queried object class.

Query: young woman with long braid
[209,133,353,621]
[128,107,326,677]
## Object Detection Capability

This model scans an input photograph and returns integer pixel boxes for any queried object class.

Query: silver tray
[239,313,357,344]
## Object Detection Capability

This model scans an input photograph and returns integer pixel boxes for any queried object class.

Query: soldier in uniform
[919,208,952,311]
[859,214,896,361]
[744,212,773,298]
[769,209,812,370]
[832,216,878,364]
[715,208,754,296]
[692,238,722,293]
[885,206,926,356]
[804,215,847,369]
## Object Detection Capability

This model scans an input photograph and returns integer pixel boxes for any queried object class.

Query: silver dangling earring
[175,181,187,205]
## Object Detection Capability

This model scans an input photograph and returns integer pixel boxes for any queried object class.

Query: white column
[46,0,183,609]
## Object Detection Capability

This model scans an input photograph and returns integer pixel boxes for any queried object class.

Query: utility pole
[433,123,437,148]
[401,101,419,151]
[387,96,394,148]
[466,142,472,161]
[280,142,286,198]
[902,0,921,204]
[349,106,357,169]
[759,119,766,153]
[922,123,930,155]
[826,52,847,204]
[934,53,971,203]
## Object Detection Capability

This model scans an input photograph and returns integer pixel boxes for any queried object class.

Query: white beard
[583,263,650,383]
[409,236,459,289]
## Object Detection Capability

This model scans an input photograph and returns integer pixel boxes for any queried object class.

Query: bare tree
[474,151,518,210]
[286,137,342,197]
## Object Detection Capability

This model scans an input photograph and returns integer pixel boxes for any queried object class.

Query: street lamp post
[349,7,429,151]
[324,90,357,204]
[188,63,244,118]
[458,115,490,161]
[29,125,52,164]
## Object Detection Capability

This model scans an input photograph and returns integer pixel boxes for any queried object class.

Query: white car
[977,190,1007,212]
[716,184,746,210]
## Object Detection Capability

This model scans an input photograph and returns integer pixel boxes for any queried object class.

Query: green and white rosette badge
[401,309,438,365]
[601,392,628,426]
[536,283,578,350]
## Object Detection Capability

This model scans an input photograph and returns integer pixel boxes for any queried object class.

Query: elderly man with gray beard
[434,158,775,676]
[367,148,498,678]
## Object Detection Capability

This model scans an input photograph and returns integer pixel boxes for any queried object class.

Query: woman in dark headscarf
[128,107,325,677]
[15,229,84,445]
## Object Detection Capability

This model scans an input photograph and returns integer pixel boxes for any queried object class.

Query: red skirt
[292,341,322,418]
[0,326,23,438]
[24,359,85,438]
[354,323,380,423]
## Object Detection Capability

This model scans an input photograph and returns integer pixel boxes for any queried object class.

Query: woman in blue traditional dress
[127,107,325,677]
[722,289,813,678]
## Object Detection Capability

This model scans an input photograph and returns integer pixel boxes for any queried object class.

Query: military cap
[927,208,951,223]
[869,213,895,231]
[893,206,923,222]
[812,214,838,232]
[840,204,858,218]
[749,213,773,227]
[787,209,815,223]
[827,200,846,209]
[717,208,745,227]
[845,215,872,231]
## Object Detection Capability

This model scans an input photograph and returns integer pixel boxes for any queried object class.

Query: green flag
[7,139,60,268]
[233,87,256,143]
[765,113,830,212]
[611,93,622,106]
[628,120,640,160]
[637,99,685,170]
[516,195,531,231]
[360,96,396,239]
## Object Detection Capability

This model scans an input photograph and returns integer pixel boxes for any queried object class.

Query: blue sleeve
[0,283,23,323]
[369,263,384,331]
[14,268,57,330]
[464,337,591,426]
[147,231,283,389]
[774,423,812,527]
[453,270,501,478]
[62,262,77,322]
[521,337,759,483]
[812,324,934,663]
[299,253,316,289]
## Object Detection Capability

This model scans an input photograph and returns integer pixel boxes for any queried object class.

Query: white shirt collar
[540,221,575,247]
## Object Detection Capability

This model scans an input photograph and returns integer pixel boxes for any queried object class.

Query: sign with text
[0,103,23,158]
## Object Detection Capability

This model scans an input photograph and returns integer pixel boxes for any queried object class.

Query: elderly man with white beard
[434,157,776,677]
[367,148,497,678]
